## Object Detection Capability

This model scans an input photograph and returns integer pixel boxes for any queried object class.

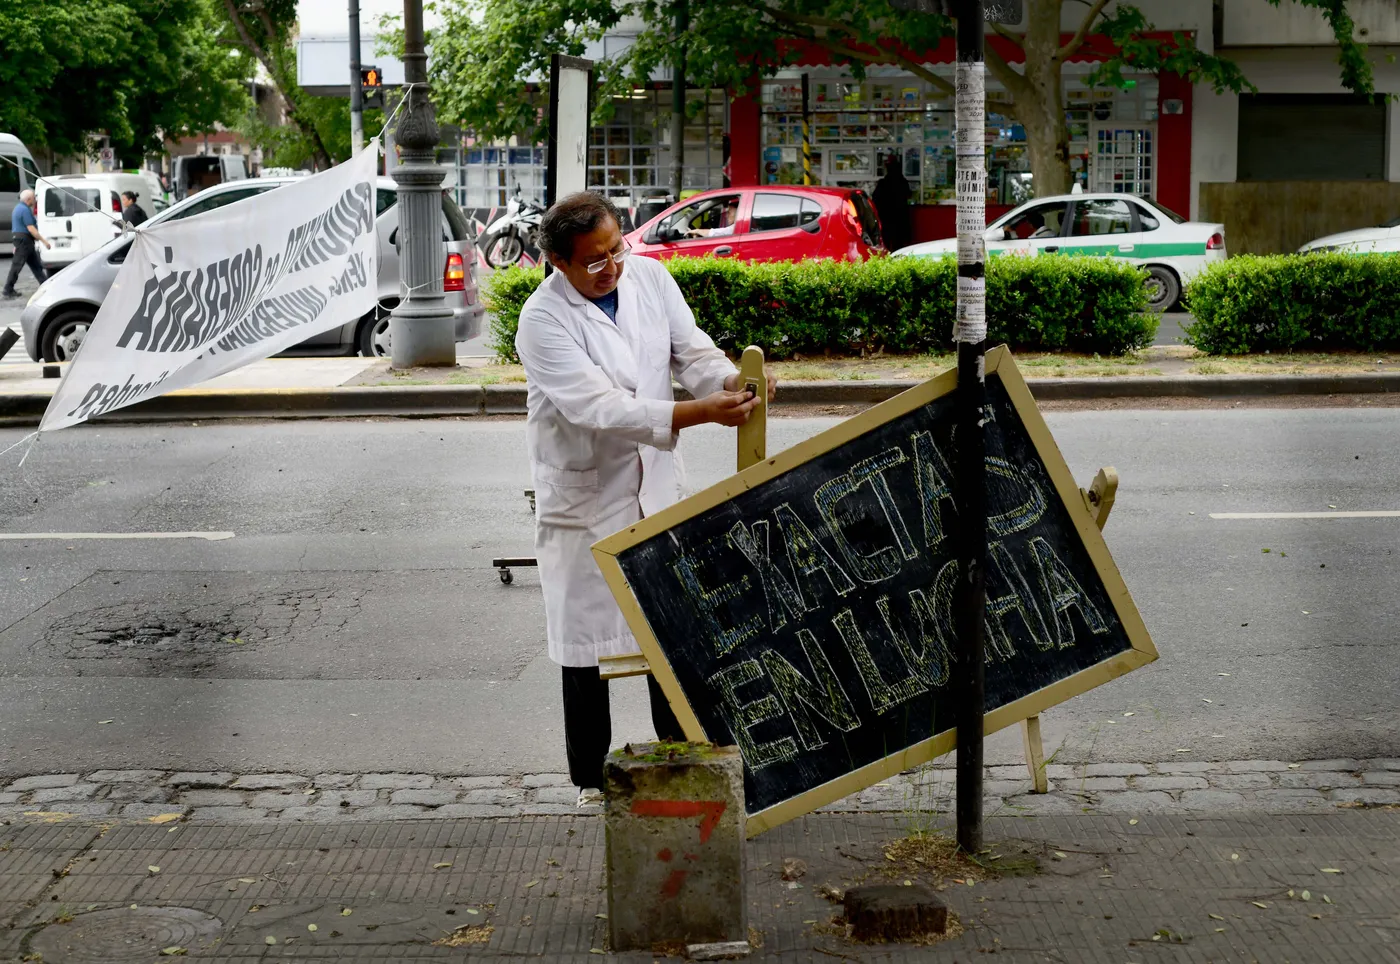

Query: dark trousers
[562,665,684,790]
[4,234,46,294]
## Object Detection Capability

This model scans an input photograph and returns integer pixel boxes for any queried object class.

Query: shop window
[751,194,821,232]
[1070,198,1133,236]
[1238,94,1384,181]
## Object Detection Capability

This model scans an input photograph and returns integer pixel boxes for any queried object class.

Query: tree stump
[844,884,948,941]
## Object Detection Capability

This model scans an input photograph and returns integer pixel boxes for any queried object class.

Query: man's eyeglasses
[583,241,631,275]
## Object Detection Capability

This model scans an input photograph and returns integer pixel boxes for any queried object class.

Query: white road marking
[1210,511,1400,520]
[0,532,235,541]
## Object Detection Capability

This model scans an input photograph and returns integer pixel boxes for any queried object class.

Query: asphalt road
[0,409,1395,780]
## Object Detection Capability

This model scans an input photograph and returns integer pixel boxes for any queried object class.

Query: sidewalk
[2,808,1394,962]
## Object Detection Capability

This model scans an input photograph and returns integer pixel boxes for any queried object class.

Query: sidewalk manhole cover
[28,906,223,962]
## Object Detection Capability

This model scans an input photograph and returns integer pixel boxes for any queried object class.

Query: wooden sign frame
[592,346,1157,836]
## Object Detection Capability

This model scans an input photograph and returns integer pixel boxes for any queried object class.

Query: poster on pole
[547,55,592,205]
[593,349,1156,835]
[40,145,381,432]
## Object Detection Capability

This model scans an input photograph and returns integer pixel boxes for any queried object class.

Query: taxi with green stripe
[893,193,1225,312]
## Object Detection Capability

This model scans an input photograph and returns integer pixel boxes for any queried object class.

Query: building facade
[297,0,1400,252]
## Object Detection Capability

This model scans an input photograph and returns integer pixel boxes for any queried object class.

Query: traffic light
[360,66,384,109]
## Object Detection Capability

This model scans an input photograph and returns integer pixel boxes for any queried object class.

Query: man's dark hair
[122,190,139,202]
[538,192,624,262]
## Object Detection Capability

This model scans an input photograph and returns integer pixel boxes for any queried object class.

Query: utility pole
[951,0,988,856]
[389,0,456,367]
[669,0,688,202]
[349,0,365,155]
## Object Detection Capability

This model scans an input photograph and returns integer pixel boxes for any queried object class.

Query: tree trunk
[986,0,1073,198]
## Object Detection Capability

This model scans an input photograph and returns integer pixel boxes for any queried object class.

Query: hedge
[485,255,1156,363]
[1186,254,1400,355]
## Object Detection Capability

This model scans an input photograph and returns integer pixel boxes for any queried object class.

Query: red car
[625,186,885,263]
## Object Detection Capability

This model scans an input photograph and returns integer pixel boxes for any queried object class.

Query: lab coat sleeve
[517,304,678,451]
[657,263,738,399]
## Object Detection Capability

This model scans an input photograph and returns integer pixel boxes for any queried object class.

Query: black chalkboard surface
[593,348,1155,835]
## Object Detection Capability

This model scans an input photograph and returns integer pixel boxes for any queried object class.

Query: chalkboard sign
[593,347,1156,835]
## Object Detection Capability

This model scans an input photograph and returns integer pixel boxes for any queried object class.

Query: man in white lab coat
[516,192,777,806]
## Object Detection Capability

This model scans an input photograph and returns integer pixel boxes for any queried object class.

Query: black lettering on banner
[761,631,860,750]
[67,370,171,421]
[327,252,369,298]
[706,660,797,770]
[288,182,375,273]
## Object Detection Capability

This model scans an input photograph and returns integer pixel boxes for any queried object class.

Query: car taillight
[843,199,862,237]
[444,251,466,292]
[112,194,121,213]
[1206,232,1224,250]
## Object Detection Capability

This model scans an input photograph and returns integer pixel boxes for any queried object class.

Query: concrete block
[88,769,166,784]
[429,804,517,818]
[1210,773,1273,790]
[1367,759,1400,771]
[451,775,514,790]
[6,774,79,792]
[1224,760,1290,773]
[390,789,461,806]
[102,785,172,803]
[1130,776,1209,792]
[0,793,19,805]
[1329,787,1400,806]
[188,807,270,823]
[249,791,311,810]
[1276,771,1359,790]
[1074,777,1129,792]
[459,788,528,806]
[1362,771,1400,786]
[1154,762,1220,775]
[168,772,234,789]
[312,790,380,808]
[1087,790,1179,813]
[179,790,248,807]
[231,774,307,790]
[19,802,114,817]
[340,805,427,820]
[522,773,571,788]
[359,773,435,790]
[1254,790,1331,811]
[118,804,189,820]
[1179,790,1249,809]
[535,786,582,805]
[28,784,101,804]
[1300,759,1361,772]
[845,883,947,941]
[1083,763,1149,777]
[605,743,745,952]
[311,773,358,788]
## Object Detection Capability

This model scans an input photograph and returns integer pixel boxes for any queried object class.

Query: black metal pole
[348,0,364,154]
[952,0,987,856]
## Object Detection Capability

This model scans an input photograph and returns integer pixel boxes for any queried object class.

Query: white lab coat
[516,255,737,667]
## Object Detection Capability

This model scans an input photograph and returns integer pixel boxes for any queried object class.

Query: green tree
[410,0,1375,196]
[0,0,252,160]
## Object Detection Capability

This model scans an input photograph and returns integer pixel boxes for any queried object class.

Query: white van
[1,133,43,256]
[171,154,247,201]
[36,173,155,270]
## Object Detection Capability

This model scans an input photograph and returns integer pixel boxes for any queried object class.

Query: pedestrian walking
[3,189,48,298]
[515,191,777,807]
[120,191,148,227]
[871,153,913,254]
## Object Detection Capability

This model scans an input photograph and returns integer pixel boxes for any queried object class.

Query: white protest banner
[40,145,380,432]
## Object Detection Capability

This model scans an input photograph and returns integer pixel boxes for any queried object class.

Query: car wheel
[41,308,94,363]
[1144,266,1181,313]
[357,310,392,358]
[484,232,523,268]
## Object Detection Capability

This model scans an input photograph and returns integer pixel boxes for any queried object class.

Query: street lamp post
[389,0,455,368]
[349,0,365,155]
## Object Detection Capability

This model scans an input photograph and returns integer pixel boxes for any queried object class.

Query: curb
[4,373,1400,426]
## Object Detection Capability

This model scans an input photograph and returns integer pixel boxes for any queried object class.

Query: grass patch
[1185,352,1394,375]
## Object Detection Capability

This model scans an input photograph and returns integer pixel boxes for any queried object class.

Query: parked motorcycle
[480,185,544,268]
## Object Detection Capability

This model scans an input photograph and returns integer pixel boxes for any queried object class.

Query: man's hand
[672,389,760,431]
[725,369,778,403]
[41,239,51,250]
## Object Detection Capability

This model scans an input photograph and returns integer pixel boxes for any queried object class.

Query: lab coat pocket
[532,462,600,529]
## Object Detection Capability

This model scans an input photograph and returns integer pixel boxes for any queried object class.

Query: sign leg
[737,345,767,472]
[1021,716,1048,793]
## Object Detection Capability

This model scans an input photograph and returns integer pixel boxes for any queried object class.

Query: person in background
[871,153,913,254]
[120,191,148,227]
[515,191,777,808]
[3,189,48,299]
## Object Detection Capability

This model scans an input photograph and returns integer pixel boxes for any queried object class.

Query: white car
[893,193,1226,312]
[1298,218,1400,254]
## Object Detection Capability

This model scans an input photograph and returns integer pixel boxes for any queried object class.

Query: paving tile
[1300,759,1361,772]
[1131,776,1209,792]
[231,774,308,790]
[311,773,358,788]
[168,772,234,789]
[521,774,570,789]
[6,775,80,792]
[1276,771,1361,790]
[1361,771,1400,786]
[390,789,461,806]
[249,791,312,810]
[1179,790,1249,809]
[358,773,435,790]
[87,770,166,784]
[101,785,172,803]
[311,790,380,808]
[29,784,101,804]
[118,804,189,820]
[1211,773,1273,790]
[1083,763,1149,777]
[187,807,270,823]
[460,788,529,806]
[1086,791,1179,813]
[1224,760,1291,773]
[450,776,514,790]
[179,790,248,807]
[535,786,582,806]
[1328,788,1400,805]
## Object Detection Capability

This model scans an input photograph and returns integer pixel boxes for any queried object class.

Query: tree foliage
[410,0,1377,195]
[0,0,252,159]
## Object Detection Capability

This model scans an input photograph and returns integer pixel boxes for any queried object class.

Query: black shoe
[1,291,18,299]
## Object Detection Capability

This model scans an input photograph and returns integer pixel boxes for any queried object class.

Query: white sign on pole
[954,60,987,344]
[41,145,381,432]
[553,61,591,199]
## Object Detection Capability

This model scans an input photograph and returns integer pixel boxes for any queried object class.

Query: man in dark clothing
[120,191,149,227]
[3,189,48,298]
[871,154,913,254]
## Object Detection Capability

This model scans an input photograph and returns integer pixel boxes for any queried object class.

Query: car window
[657,195,741,241]
[165,185,280,222]
[1070,199,1134,236]
[750,193,821,233]
[376,188,397,216]
[0,157,18,193]
[1133,203,1161,232]
[1002,202,1068,240]
[44,187,103,218]
[21,158,41,188]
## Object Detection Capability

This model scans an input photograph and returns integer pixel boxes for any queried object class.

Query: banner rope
[0,154,129,227]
